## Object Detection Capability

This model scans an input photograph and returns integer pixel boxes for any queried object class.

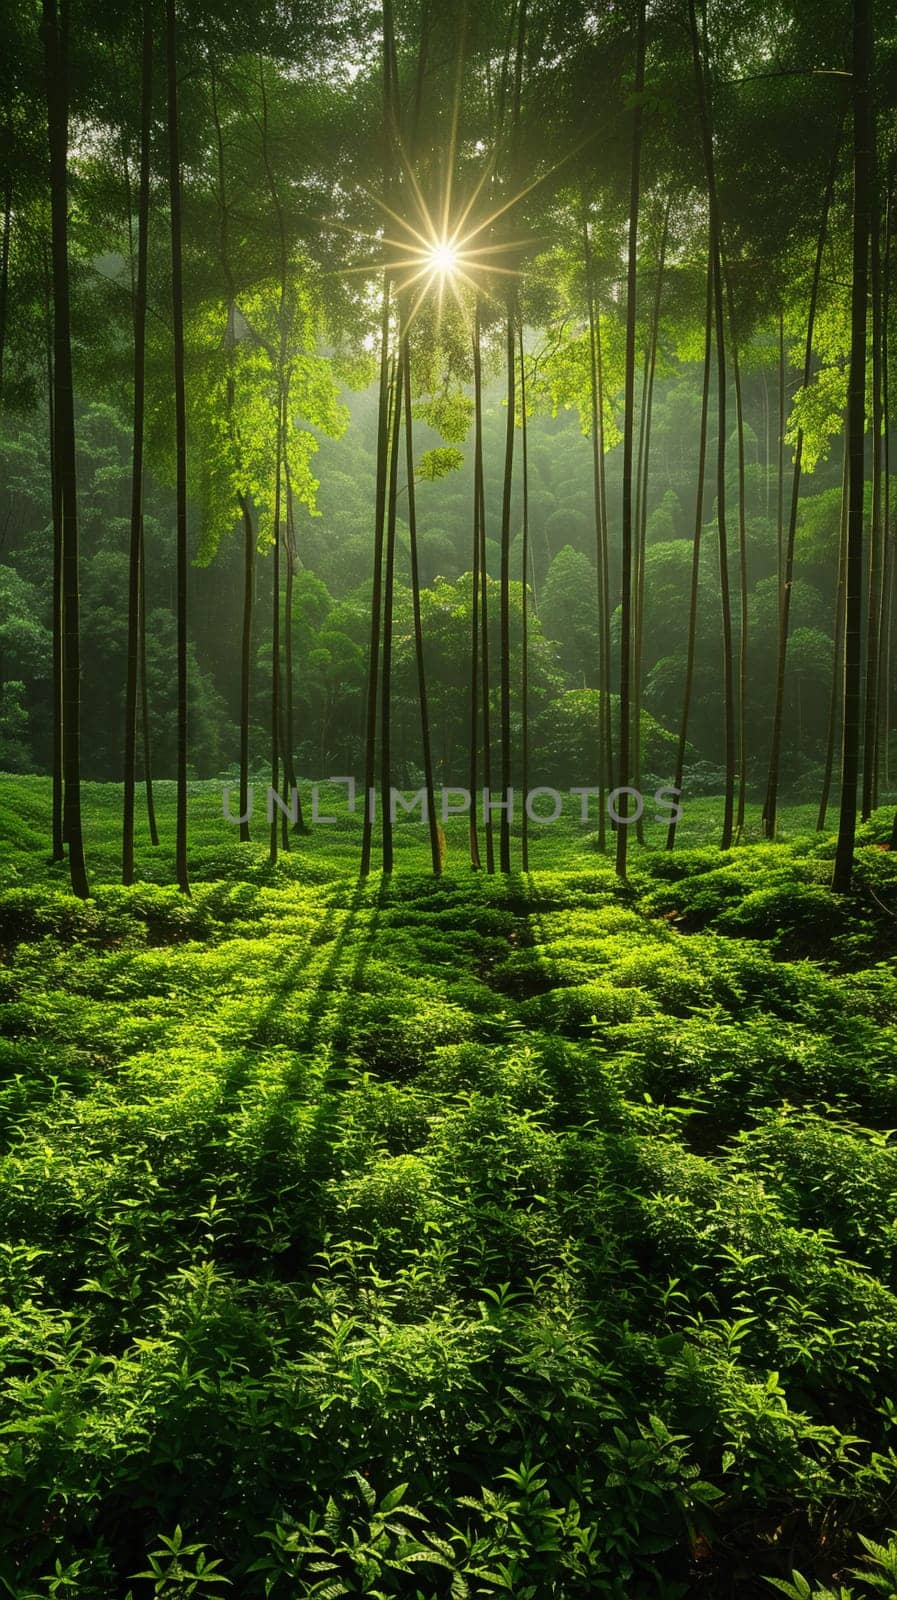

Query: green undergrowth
[1,779,897,1597]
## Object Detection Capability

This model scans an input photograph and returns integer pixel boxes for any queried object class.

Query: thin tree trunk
[585,225,610,832]
[615,0,646,879]
[475,301,495,873]
[0,181,11,402]
[493,0,526,875]
[360,279,392,876]
[595,281,614,799]
[281,466,307,834]
[761,369,770,520]
[764,118,842,837]
[43,0,88,897]
[403,341,440,873]
[138,519,159,843]
[269,445,291,845]
[863,175,884,816]
[479,467,495,872]
[258,56,290,864]
[878,165,894,796]
[236,495,253,841]
[123,0,152,885]
[689,0,735,851]
[668,244,714,850]
[165,0,189,894]
[210,61,256,846]
[361,2,397,877]
[582,251,607,844]
[44,249,64,861]
[468,335,482,869]
[499,298,516,874]
[631,342,651,840]
[278,492,295,852]
[633,198,671,845]
[721,249,749,836]
[519,321,530,871]
[834,0,873,892]
[269,393,284,865]
[380,355,403,874]
[777,309,785,605]
[818,425,850,830]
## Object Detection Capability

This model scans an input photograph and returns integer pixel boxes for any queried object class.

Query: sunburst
[330,148,538,335]
[428,239,459,277]
[329,114,594,339]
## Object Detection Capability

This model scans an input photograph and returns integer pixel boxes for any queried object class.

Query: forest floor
[2,777,897,1599]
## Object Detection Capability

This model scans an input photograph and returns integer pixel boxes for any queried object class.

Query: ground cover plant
[1,780,897,1597]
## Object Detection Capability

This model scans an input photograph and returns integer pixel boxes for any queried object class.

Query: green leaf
[415,447,463,482]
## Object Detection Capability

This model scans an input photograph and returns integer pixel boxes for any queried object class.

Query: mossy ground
[2,778,897,1598]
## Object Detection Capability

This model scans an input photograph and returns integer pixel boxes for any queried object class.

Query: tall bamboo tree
[42,244,64,862]
[583,215,610,848]
[818,425,850,830]
[467,356,482,869]
[720,249,748,836]
[281,468,307,836]
[0,180,10,402]
[269,392,283,864]
[473,300,495,873]
[210,60,255,845]
[403,342,441,873]
[863,171,884,816]
[519,321,530,872]
[632,196,671,847]
[764,115,843,838]
[360,0,398,878]
[42,0,88,897]
[165,0,189,894]
[498,296,516,874]
[878,163,894,797]
[122,0,153,885]
[667,243,713,851]
[258,57,290,865]
[138,513,159,846]
[380,352,403,874]
[833,0,873,893]
[615,0,647,880]
[688,0,734,851]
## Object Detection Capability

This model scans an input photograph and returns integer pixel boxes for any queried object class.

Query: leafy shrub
[522,980,655,1034]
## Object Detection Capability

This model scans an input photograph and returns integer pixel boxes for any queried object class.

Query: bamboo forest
[5,0,897,1593]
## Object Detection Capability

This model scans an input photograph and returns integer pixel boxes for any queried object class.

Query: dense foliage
[1,781,897,1596]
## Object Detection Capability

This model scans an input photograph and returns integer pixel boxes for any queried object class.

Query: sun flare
[428,238,459,277]
[335,141,548,335]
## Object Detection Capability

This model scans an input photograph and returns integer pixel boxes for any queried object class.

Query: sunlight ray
[444,155,499,249]
[403,270,440,336]
[456,133,596,250]
[440,1,468,239]
[392,137,440,244]
[457,236,540,259]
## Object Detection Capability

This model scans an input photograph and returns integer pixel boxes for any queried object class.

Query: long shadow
[216,875,390,1282]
